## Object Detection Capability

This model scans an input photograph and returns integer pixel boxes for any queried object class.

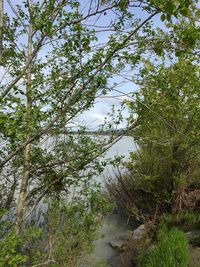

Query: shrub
[139,228,189,267]
[160,212,200,232]
[106,167,172,222]
[0,233,27,267]
[0,188,112,267]
[29,190,112,267]
[107,60,200,223]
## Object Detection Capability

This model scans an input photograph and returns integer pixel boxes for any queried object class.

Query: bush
[0,233,27,267]
[0,188,112,267]
[107,60,200,223]
[139,228,189,267]
[160,212,200,232]
[106,166,172,222]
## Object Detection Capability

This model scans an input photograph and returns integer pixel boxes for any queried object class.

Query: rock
[109,239,126,251]
[186,230,200,241]
[109,230,133,251]
[108,225,149,266]
[132,224,148,240]
[109,224,149,251]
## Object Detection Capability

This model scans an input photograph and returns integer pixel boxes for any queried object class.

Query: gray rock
[186,230,200,241]
[108,225,150,267]
[109,239,126,250]
[109,230,133,251]
[109,224,149,251]
[132,224,148,240]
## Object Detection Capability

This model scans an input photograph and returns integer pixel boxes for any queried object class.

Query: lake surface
[105,136,135,158]
[85,136,135,266]
[1,135,135,266]
[98,136,136,182]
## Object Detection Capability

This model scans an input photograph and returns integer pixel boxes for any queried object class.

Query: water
[85,136,135,266]
[2,135,135,265]
[105,136,135,159]
[99,136,136,183]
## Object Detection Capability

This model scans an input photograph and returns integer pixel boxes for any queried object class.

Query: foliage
[0,188,112,267]
[160,212,200,232]
[0,0,199,265]
[139,228,189,267]
[41,190,112,267]
[108,58,200,222]
[0,232,27,267]
[0,224,44,267]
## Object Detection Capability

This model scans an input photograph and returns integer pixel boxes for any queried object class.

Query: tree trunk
[15,16,33,234]
[0,0,3,64]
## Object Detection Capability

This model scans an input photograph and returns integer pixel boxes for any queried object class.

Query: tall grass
[139,228,189,267]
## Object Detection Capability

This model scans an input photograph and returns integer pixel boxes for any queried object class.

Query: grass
[139,227,189,267]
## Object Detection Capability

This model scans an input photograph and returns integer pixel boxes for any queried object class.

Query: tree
[0,0,3,63]
[0,0,198,264]
[108,57,200,222]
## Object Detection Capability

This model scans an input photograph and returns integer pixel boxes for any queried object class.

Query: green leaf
[166,2,175,14]
[179,8,189,16]
[161,14,166,21]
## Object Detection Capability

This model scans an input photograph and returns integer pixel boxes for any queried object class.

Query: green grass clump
[139,228,189,267]
[161,212,200,231]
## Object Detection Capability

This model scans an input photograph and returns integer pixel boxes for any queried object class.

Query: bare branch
[0,0,3,64]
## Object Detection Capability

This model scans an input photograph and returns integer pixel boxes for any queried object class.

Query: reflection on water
[85,137,135,266]
[83,214,131,267]
[95,214,131,257]
[95,136,135,184]
[105,136,135,159]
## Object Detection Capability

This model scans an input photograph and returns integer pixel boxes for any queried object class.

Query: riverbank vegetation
[0,0,199,266]
[107,39,200,267]
[108,58,200,220]
[139,228,189,267]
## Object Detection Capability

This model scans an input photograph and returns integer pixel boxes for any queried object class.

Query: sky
[77,0,163,129]
[1,0,165,130]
